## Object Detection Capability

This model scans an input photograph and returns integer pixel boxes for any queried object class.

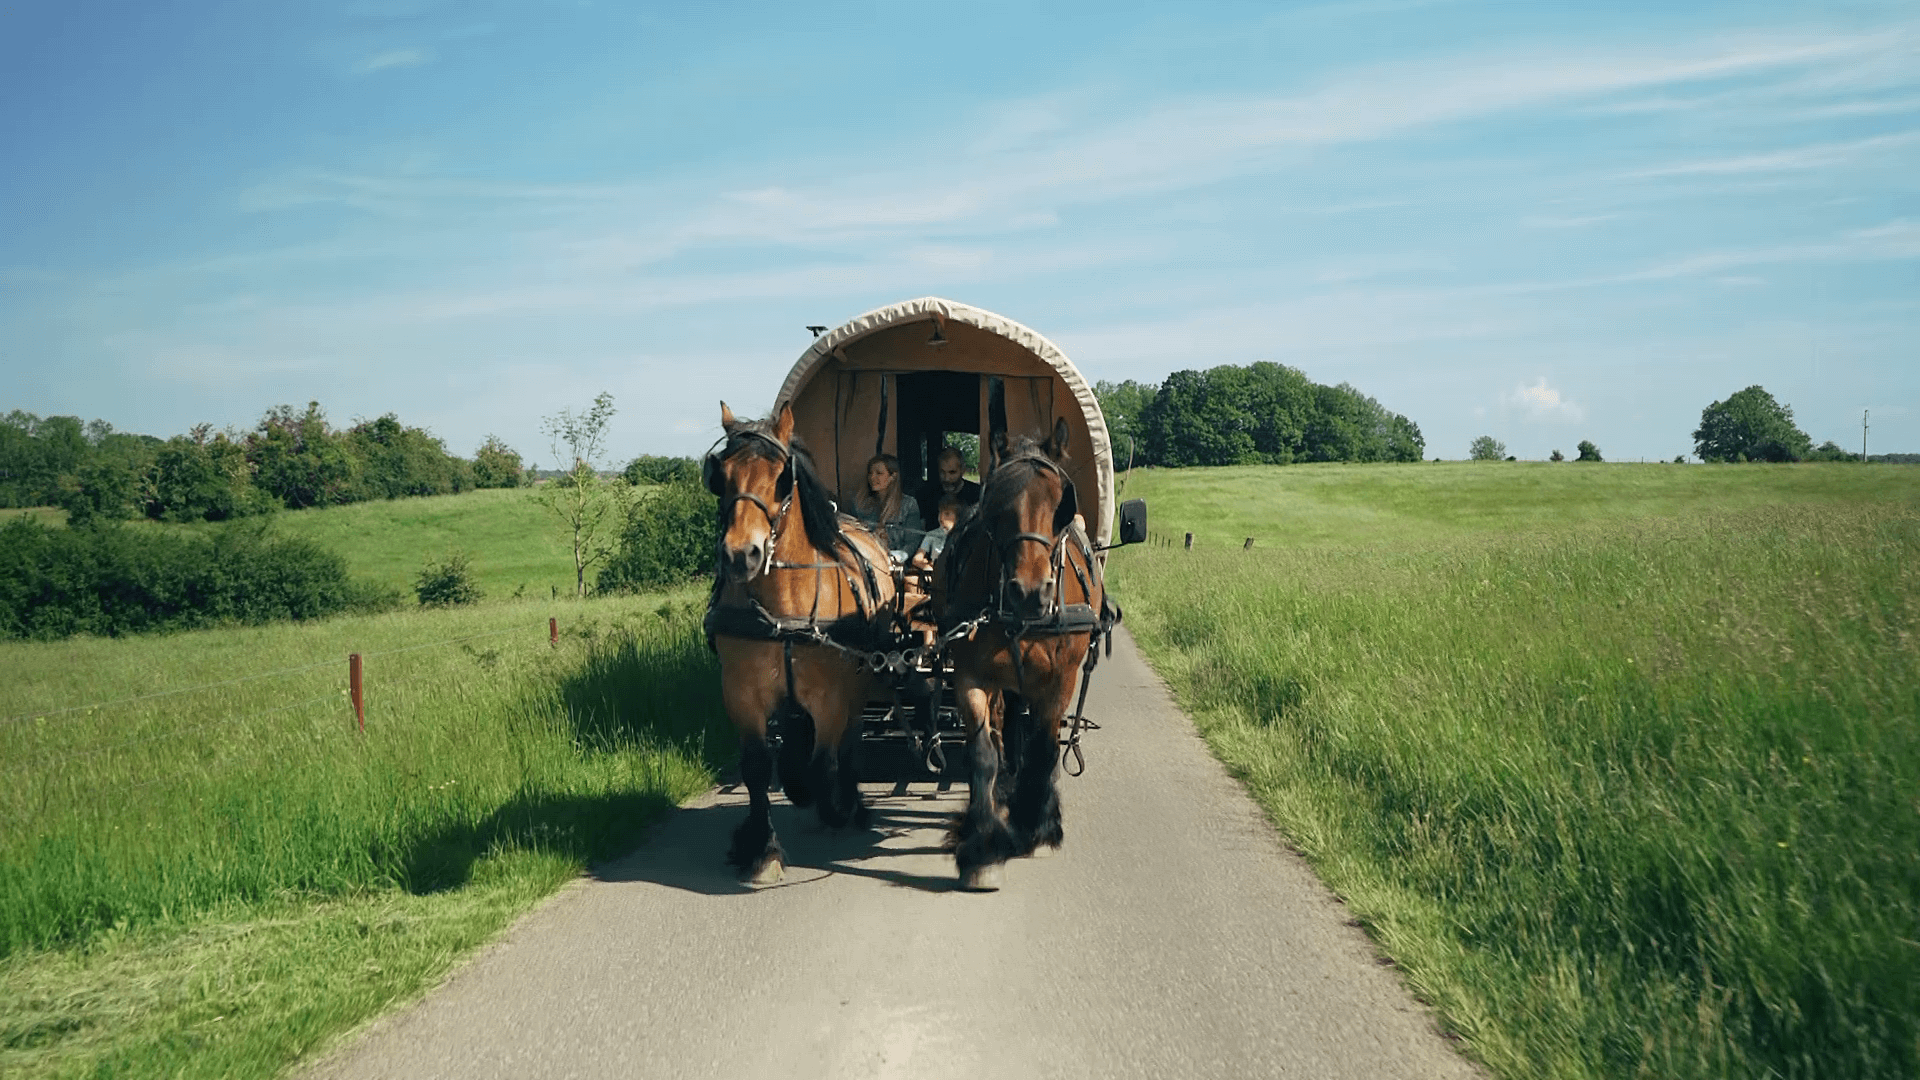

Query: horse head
[981,416,1077,623]
[706,401,795,584]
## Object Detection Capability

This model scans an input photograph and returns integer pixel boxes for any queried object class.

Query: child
[910,499,961,569]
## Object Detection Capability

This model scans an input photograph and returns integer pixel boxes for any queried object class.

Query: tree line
[1095,363,1425,467]
[0,404,527,524]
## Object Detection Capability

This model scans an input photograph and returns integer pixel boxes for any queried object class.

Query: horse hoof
[960,864,1004,892]
[744,853,784,885]
[1029,843,1058,859]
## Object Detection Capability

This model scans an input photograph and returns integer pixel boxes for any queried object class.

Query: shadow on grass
[555,617,733,774]
[399,788,681,895]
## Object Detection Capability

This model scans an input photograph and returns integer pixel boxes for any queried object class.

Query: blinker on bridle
[709,430,795,581]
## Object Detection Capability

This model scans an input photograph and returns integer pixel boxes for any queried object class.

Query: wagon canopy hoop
[774,297,1115,549]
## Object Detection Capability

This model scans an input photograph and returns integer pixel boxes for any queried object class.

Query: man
[917,445,980,530]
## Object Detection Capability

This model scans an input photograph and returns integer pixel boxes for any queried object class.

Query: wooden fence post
[349,653,364,733]
[1184,532,1193,551]
[550,617,558,648]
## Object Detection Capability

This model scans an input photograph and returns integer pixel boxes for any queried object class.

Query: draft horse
[937,417,1113,891]
[703,402,897,884]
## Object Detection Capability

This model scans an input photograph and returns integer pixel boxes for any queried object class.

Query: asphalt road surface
[308,628,1479,1080]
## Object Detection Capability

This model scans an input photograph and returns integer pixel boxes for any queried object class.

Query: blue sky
[2,0,1915,466]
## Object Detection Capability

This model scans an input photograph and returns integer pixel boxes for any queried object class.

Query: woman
[852,454,922,560]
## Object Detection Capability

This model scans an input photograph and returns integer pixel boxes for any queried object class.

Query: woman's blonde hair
[859,454,902,524]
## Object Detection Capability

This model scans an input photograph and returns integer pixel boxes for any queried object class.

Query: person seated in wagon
[916,445,980,532]
[910,497,962,570]
[852,453,922,562]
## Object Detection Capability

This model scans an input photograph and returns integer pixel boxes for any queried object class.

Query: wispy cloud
[1523,212,1624,229]
[356,47,432,74]
[1629,131,1920,178]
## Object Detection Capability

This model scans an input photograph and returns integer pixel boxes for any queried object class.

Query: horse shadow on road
[593,750,969,897]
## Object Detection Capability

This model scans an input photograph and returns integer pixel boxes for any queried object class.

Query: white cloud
[1501,377,1584,420]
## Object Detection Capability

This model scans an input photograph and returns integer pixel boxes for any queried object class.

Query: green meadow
[1112,462,1920,1079]
[202,486,578,602]
[1,592,725,1078]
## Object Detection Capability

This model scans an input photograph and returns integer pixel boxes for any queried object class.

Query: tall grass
[1,592,726,1076]
[1114,466,1919,1079]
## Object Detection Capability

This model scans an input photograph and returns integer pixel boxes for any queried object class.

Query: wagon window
[895,372,981,486]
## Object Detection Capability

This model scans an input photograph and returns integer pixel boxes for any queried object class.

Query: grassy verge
[1,592,727,1078]
[1113,463,1920,1079]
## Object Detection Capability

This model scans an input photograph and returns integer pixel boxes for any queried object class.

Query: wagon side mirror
[1116,499,1148,546]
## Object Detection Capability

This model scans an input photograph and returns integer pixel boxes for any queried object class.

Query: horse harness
[937,450,1122,776]
[701,430,900,698]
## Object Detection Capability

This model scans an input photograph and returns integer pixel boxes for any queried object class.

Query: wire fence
[2,618,561,776]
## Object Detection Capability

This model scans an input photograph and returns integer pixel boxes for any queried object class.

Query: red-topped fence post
[550,618,558,648]
[349,653,364,733]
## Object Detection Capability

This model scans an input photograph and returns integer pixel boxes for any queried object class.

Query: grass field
[1,591,726,1078]
[206,487,579,603]
[1111,462,1920,1079]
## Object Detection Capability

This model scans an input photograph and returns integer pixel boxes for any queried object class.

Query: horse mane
[976,435,1055,522]
[941,435,1058,604]
[720,419,850,560]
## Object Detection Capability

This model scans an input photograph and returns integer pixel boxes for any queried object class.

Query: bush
[1550,449,1566,462]
[473,435,526,489]
[598,483,716,592]
[1470,435,1506,461]
[1577,440,1603,462]
[0,518,387,639]
[414,551,483,606]
[622,455,702,487]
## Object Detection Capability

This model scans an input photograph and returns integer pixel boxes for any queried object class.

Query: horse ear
[1053,479,1079,535]
[772,402,794,444]
[991,428,1010,461]
[702,451,725,496]
[719,401,737,429]
[1048,417,1071,460]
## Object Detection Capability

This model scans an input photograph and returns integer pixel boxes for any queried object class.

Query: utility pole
[1863,409,1870,462]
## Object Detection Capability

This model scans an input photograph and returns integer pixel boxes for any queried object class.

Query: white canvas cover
[775,297,1116,548]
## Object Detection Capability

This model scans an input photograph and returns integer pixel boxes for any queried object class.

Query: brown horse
[703,402,897,884]
[936,417,1111,891]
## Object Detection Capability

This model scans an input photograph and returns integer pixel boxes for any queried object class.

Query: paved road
[308,629,1478,1080]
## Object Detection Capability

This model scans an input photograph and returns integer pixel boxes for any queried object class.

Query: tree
[535,392,632,599]
[1576,440,1603,462]
[1093,379,1158,463]
[1469,435,1506,461]
[472,435,526,488]
[1805,440,1860,463]
[1693,386,1812,463]
[622,455,702,487]
[247,402,359,508]
[1550,449,1565,462]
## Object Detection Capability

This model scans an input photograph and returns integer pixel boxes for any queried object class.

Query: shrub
[599,483,717,592]
[1550,449,1566,462]
[1577,440,1603,462]
[0,518,385,639]
[622,455,702,487]
[1470,435,1506,461]
[472,435,526,488]
[414,551,484,606]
